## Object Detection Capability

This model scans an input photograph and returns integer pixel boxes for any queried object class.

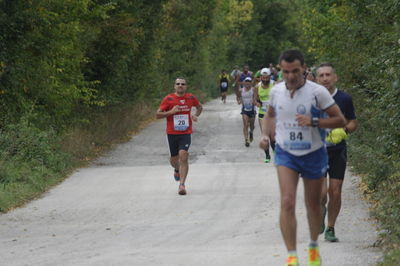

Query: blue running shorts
[275,144,328,179]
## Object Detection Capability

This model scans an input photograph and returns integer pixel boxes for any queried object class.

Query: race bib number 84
[173,114,189,131]
[282,121,312,150]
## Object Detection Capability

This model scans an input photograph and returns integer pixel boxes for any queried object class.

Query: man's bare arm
[156,105,179,119]
[296,104,346,128]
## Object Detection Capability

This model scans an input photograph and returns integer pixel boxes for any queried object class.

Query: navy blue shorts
[167,134,191,157]
[241,107,256,118]
[275,144,328,179]
[326,146,347,180]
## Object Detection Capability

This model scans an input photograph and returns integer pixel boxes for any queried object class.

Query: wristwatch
[311,117,319,127]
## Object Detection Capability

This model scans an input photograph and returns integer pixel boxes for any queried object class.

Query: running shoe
[249,131,254,142]
[264,153,271,163]
[307,246,321,266]
[178,184,187,195]
[173,169,180,182]
[320,205,327,234]
[285,255,299,266]
[325,227,339,242]
[245,139,250,147]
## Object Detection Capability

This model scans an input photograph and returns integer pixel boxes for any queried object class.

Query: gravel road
[0,94,381,265]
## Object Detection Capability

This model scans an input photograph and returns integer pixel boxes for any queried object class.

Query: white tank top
[269,80,335,156]
[241,87,254,111]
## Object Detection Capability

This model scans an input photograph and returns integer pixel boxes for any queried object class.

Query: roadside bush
[297,0,400,262]
[0,117,71,212]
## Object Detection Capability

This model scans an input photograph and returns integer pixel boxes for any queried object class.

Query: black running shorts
[167,134,191,157]
[326,146,347,180]
[241,107,256,118]
[220,87,228,93]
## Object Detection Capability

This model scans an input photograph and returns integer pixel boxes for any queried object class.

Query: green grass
[0,101,156,212]
[349,139,400,265]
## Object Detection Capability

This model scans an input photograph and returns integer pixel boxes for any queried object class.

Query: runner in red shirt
[156,78,203,195]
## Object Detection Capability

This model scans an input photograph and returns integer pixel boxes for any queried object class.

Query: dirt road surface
[0,95,381,265]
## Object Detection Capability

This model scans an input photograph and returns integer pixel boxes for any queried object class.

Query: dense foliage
[1,0,398,262]
[297,0,400,263]
[0,0,296,210]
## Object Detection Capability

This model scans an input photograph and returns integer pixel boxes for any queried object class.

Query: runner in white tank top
[269,80,334,156]
[238,76,256,147]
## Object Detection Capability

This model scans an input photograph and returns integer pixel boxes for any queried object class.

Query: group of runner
[232,64,279,164]
[156,49,357,266]
[217,63,281,162]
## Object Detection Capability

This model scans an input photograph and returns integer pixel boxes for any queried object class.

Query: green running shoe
[325,227,339,242]
[264,153,271,163]
[307,246,321,266]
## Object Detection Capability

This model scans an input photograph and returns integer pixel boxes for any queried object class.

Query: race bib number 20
[173,114,189,131]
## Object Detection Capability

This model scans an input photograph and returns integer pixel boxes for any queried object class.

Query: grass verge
[0,101,156,213]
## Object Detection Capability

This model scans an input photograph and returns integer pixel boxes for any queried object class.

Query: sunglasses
[175,83,186,86]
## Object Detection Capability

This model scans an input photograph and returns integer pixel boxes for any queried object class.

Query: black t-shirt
[328,89,356,150]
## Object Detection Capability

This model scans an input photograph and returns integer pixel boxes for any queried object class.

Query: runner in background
[253,64,266,85]
[218,69,230,104]
[236,64,253,103]
[230,65,241,95]
[237,76,256,147]
[305,67,316,82]
[156,78,203,196]
[254,67,275,162]
[276,64,283,83]
[316,63,358,242]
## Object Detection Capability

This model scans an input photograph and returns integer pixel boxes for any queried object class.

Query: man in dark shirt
[316,63,358,242]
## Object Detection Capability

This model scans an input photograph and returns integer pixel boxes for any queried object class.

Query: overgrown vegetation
[296,0,400,263]
[0,117,71,211]
[0,0,296,211]
[1,0,398,262]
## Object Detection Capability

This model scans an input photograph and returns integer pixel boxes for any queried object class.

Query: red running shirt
[159,93,200,134]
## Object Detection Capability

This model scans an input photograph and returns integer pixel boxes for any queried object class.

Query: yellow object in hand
[325,128,348,144]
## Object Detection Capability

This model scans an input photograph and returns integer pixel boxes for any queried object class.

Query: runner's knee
[329,187,342,201]
[179,150,189,163]
[281,195,296,212]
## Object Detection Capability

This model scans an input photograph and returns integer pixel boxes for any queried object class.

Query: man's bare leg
[303,177,324,241]
[277,166,300,251]
[327,178,343,227]
[178,150,189,185]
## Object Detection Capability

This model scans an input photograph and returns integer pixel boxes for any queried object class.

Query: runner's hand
[259,135,270,150]
[191,114,198,122]
[296,114,311,127]
[170,105,180,114]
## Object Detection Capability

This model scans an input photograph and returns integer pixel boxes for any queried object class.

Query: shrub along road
[0,95,381,265]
